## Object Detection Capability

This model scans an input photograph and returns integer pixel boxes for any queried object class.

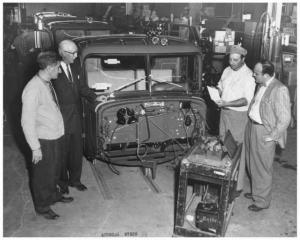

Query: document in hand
[207,86,221,103]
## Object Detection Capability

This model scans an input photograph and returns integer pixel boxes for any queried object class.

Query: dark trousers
[31,136,64,213]
[60,129,83,187]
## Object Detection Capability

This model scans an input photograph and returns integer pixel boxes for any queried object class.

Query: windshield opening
[85,55,146,92]
[150,55,199,92]
[84,54,201,93]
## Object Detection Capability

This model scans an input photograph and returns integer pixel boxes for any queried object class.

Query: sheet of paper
[207,86,221,102]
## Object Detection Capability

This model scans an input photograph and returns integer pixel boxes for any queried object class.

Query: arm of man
[266,86,291,141]
[216,97,247,108]
[78,71,97,102]
[216,75,224,96]
[21,85,43,164]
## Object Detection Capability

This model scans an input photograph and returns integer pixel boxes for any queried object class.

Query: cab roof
[44,19,110,31]
[77,34,201,58]
[36,12,110,31]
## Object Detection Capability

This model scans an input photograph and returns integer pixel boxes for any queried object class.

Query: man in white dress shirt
[216,45,256,143]
[216,45,256,197]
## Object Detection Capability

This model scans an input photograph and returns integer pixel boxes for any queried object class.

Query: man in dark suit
[244,60,291,212]
[53,40,96,193]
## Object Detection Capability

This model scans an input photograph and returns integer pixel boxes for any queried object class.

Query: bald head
[59,39,77,52]
[58,39,78,64]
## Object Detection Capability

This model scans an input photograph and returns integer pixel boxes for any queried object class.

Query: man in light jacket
[244,59,291,211]
[21,51,73,220]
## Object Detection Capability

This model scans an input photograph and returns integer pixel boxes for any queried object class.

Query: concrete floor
[3,118,297,237]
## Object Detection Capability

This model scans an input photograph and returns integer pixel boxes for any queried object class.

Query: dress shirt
[218,64,256,111]
[21,75,64,150]
[47,80,60,107]
[60,61,73,82]
[248,76,274,124]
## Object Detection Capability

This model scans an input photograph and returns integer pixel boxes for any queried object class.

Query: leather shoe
[57,196,74,203]
[70,183,87,191]
[60,187,69,195]
[248,204,268,212]
[37,208,59,220]
[244,193,253,199]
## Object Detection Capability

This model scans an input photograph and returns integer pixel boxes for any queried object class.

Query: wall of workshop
[154,3,202,24]
[202,2,267,22]
[24,3,127,21]
[129,3,190,19]
[24,3,267,25]
[91,3,125,20]
[189,3,203,25]
[124,3,267,26]
[243,3,268,22]
[154,3,188,19]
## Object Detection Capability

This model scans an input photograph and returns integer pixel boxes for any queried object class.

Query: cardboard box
[213,30,235,53]
[214,44,227,53]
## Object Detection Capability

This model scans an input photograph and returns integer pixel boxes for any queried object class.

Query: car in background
[75,23,207,178]
[33,11,113,51]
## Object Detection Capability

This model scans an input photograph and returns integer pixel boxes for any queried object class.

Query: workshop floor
[3,118,297,237]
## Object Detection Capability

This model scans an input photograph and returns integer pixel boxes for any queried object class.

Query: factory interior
[3,2,297,237]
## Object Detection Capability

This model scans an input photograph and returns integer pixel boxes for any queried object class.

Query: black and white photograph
[2,1,297,237]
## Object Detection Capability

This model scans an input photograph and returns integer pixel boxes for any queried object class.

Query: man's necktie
[66,65,73,83]
[48,81,60,108]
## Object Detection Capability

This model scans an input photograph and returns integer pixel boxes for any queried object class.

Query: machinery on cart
[174,131,242,237]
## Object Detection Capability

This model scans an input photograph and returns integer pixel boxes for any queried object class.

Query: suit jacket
[52,59,96,133]
[248,78,291,148]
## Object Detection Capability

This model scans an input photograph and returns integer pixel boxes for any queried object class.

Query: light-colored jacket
[249,78,291,148]
[21,75,64,150]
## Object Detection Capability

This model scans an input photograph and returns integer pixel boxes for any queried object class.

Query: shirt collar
[263,76,274,87]
[60,61,71,74]
[61,61,67,68]
[37,72,51,83]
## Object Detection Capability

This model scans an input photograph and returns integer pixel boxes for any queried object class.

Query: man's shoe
[248,204,268,212]
[244,193,253,199]
[57,196,74,203]
[70,183,87,191]
[37,208,59,220]
[60,187,69,195]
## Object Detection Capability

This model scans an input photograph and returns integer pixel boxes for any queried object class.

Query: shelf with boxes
[213,30,235,54]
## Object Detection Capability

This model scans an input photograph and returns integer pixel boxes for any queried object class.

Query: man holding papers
[215,45,256,196]
[216,45,255,143]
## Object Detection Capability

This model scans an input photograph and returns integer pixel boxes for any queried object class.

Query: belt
[250,118,262,125]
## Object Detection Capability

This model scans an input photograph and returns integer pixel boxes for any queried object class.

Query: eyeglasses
[64,50,78,56]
